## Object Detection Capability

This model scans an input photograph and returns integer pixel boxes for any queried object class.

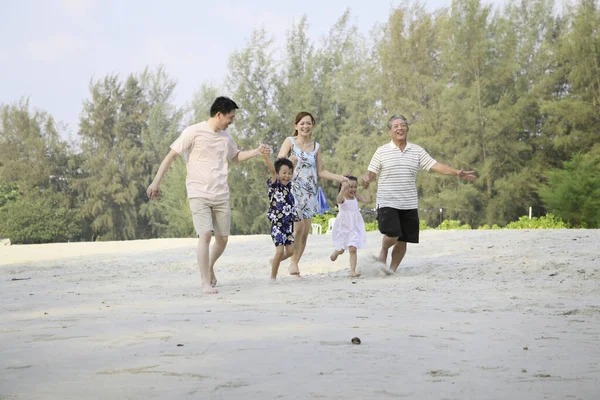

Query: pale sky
[1,0,511,137]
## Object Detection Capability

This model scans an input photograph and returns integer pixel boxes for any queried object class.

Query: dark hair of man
[274,158,294,173]
[210,96,239,117]
[338,175,358,193]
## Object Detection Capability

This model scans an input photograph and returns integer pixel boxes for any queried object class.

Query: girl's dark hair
[292,111,316,137]
[274,158,294,173]
[338,175,358,193]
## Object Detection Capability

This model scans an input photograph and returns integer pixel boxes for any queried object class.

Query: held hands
[258,144,271,156]
[362,173,371,189]
[457,169,477,181]
[289,154,298,167]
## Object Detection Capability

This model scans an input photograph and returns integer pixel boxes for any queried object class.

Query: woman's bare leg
[289,219,311,277]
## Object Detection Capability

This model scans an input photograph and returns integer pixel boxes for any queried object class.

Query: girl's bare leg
[289,219,311,278]
[330,248,345,261]
[348,246,360,277]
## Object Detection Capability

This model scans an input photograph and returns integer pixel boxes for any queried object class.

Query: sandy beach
[1,229,599,399]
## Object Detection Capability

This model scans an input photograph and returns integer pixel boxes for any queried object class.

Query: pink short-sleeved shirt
[170,121,240,201]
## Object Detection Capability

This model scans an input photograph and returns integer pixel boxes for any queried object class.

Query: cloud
[61,0,94,20]
[23,34,86,64]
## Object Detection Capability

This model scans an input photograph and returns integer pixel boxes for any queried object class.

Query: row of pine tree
[1,0,599,243]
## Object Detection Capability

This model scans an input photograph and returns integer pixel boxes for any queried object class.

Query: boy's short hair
[210,97,239,117]
[274,158,294,173]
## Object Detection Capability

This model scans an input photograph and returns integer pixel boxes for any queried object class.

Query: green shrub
[505,214,570,229]
[437,219,471,230]
[365,221,378,232]
[420,220,431,230]
[0,192,81,244]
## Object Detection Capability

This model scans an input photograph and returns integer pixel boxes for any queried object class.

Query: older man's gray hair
[388,115,409,130]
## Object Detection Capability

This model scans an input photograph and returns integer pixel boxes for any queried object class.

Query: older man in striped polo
[362,115,476,272]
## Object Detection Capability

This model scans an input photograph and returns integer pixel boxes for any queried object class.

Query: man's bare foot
[349,272,361,278]
[378,264,394,275]
[330,249,344,262]
[202,284,218,294]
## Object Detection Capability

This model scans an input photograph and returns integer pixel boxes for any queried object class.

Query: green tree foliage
[138,66,187,237]
[77,75,150,240]
[3,1,600,241]
[226,28,280,234]
[0,101,79,243]
[539,147,600,228]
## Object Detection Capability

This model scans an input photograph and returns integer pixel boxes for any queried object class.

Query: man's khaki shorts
[189,198,231,236]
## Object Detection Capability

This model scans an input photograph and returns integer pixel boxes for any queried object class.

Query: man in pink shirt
[147,97,269,294]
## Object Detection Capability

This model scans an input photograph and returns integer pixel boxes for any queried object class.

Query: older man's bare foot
[349,272,361,278]
[378,249,387,264]
[330,249,344,262]
[202,284,218,294]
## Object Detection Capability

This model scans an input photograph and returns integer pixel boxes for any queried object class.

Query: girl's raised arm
[356,186,371,204]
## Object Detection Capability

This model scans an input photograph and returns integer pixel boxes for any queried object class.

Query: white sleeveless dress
[332,197,366,251]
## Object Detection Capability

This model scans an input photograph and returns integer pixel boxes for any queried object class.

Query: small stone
[351,337,361,345]
[177,344,184,347]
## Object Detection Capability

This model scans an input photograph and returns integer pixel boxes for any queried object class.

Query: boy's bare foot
[330,249,344,262]
[202,284,218,294]
[349,272,361,278]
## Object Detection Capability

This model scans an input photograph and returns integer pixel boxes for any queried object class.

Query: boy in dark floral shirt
[263,151,301,281]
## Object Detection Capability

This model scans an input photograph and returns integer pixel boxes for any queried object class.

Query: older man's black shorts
[377,207,419,243]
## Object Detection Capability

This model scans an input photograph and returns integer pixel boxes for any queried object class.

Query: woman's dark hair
[338,175,358,193]
[274,158,294,173]
[292,111,316,137]
[210,96,239,117]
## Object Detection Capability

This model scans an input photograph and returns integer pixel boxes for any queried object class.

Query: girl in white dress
[330,176,371,277]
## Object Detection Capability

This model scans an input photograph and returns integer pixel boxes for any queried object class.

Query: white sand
[1,230,599,399]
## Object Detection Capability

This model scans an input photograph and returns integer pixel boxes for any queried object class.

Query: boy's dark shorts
[377,207,419,243]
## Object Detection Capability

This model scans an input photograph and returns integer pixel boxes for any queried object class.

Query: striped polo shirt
[367,141,437,210]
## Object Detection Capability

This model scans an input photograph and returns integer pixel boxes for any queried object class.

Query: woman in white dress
[330,176,370,277]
